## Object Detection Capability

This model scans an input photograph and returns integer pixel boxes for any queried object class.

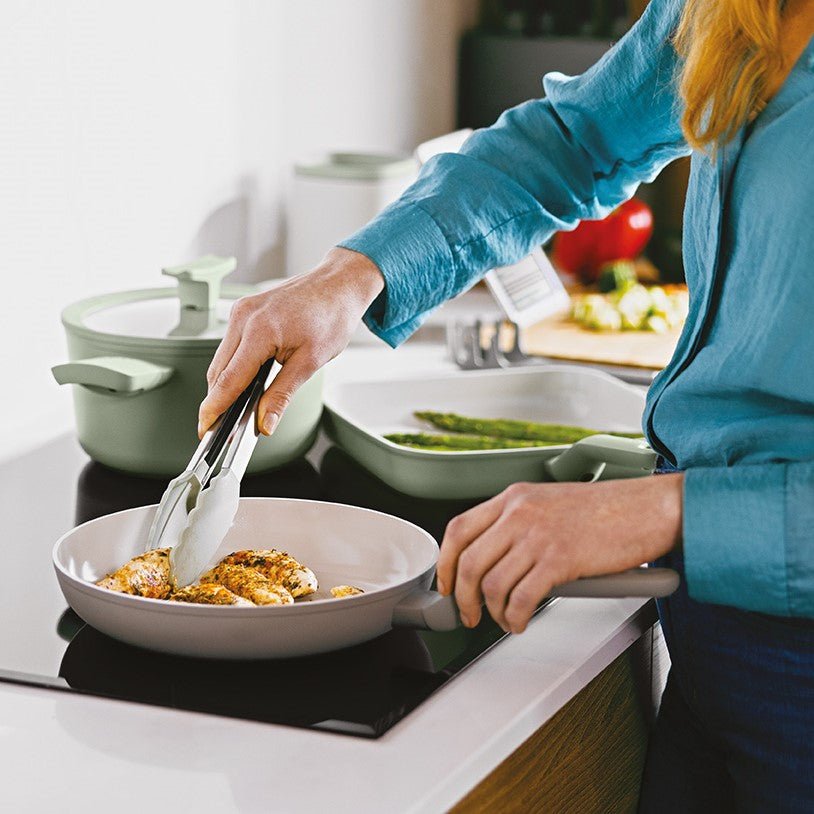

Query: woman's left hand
[436,473,684,633]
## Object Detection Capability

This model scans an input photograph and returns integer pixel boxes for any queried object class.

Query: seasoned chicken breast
[330,585,365,598]
[201,563,294,605]
[96,548,172,599]
[218,549,318,598]
[169,583,254,606]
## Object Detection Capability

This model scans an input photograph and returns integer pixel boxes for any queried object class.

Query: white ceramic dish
[322,366,648,499]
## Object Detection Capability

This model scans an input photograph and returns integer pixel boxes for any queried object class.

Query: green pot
[52,255,323,477]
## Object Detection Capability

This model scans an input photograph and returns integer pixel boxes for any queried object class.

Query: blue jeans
[638,463,814,813]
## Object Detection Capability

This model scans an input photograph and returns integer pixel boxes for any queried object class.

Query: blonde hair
[675,0,785,150]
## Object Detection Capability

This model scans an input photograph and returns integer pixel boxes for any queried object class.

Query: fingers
[504,563,553,634]
[452,520,514,628]
[206,323,243,392]
[198,336,266,436]
[437,495,503,596]
[257,350,318,436]
[480,545,536,631]
[206,296,259,390]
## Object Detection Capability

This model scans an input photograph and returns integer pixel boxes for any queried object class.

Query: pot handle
[392,566,679,632]
[162,255,236,311]
[544,434,657,483]
[52,356,174,395]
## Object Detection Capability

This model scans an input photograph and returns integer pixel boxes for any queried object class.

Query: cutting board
[522,317,681,370]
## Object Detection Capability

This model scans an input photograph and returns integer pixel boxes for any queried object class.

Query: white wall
[0,0,477,461]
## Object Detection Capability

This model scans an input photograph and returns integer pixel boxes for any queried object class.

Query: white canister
[285,152,418,276]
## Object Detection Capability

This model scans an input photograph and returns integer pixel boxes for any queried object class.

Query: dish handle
[544,434,657,483]
[391,566,679,632]
[52,356,174,396]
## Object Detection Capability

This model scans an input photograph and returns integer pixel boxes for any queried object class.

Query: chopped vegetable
[413,412,642,443]
[598,260,638,293]
[573,294,623,331]
[571,284,689,332]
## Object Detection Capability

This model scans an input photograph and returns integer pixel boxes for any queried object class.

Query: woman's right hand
[197,247,385,438]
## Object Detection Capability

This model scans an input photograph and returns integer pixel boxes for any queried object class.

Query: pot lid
[64,256,253,345]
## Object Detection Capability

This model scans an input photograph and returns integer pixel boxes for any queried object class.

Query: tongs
[146,358,277,587]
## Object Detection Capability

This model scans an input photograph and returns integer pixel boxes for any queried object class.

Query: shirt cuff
[338,200,456,348]
[682,464,789,615]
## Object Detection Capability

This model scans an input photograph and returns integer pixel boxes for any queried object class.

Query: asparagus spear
[413,411,642,443]
[384,432,560,451]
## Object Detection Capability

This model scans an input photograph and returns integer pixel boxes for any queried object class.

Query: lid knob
[162,255,237,311]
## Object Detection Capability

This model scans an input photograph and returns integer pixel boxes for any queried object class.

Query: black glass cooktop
[0,435,545,738]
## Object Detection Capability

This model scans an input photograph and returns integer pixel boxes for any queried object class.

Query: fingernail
[437,578,446,595]
[262,411,279,436]
[460,613,471,628]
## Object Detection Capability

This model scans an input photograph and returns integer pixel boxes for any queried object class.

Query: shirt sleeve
[338,0,689,347]
[683,462,814,617]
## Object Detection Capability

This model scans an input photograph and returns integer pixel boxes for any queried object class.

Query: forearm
[579,473,684,576]
[341,0,688,347]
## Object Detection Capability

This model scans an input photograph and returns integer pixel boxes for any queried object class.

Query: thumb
[257,352,318,436]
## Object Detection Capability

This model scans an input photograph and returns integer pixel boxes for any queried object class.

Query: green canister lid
[294,152,417,181]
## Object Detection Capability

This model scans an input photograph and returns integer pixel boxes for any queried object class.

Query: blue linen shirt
[339,0,814,617]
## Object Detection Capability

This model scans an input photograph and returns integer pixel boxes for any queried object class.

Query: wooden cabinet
[452,625,667,814]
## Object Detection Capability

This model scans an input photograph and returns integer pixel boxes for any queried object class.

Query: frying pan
[54,497,678,660]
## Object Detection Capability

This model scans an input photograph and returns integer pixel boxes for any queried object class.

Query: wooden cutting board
[522,317,681,370]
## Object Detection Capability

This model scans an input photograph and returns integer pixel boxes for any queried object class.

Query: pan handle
[391,566,679,631]
[392,590,460,631]
[551,567,679,598]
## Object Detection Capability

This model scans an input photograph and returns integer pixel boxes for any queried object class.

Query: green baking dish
[322,366,653,500]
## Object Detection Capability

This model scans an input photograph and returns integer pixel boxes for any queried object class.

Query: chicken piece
[200,563,294,605]
[330,585,365,598]
[96,548,172,600]
[217,549,318,598]
[169,583,254,606]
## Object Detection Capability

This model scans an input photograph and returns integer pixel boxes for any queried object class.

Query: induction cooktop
[0,435,546,738]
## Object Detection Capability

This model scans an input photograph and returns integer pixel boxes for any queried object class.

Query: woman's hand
[437,473,683,633]
[198,248,384,437]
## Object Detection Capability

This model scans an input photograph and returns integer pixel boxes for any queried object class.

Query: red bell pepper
[551,198,654,282]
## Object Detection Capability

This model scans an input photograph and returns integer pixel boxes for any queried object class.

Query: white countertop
[0,598,653,814]
[2,340,656,814]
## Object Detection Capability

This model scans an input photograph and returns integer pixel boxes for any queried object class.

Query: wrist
[320,247,385,308]
[642,472,684,558]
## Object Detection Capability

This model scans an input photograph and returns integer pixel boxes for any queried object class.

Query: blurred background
[0,0,687,458]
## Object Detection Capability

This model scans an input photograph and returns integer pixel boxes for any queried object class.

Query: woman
[200,0,814,809]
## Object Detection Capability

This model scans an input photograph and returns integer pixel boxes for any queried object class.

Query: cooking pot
[52,255,323,476]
